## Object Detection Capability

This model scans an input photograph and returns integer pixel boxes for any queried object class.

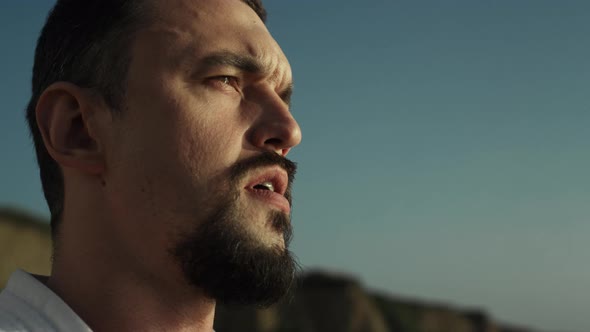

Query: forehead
[141,0,291,80]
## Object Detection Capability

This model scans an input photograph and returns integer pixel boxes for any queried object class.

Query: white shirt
[0,269,91,332]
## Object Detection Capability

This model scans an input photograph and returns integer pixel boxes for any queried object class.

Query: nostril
[264,138,282,147]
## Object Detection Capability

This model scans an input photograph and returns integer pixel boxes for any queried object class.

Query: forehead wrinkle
[271,65,294,106]
[138,21,205,73]
[252,48,293,96]
[243,37,291,80]
[251,50,294,107]
[151,0,205,25]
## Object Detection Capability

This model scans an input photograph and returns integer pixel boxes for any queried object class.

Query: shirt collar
[5,269,92,331]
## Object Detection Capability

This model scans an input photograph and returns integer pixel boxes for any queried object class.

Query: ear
[36,82,107,175]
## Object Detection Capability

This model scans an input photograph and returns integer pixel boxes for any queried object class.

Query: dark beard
[171,152,298,306]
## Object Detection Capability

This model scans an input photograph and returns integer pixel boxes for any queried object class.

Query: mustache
[229,152,298,204]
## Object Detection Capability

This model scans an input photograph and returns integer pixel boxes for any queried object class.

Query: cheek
[176,102,245,176]
[105,79,247,217]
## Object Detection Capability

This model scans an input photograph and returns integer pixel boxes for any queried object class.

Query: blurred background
[1,1,589,331]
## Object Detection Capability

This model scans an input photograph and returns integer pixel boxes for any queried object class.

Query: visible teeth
[257,181,274,192]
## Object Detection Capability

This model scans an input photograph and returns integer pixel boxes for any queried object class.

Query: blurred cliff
[0,207,52,286]
[1,206,538,332]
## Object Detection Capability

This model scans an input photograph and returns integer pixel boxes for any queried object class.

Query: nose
[246,91,302,157]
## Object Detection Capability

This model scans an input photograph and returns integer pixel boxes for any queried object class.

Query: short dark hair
[25,0,267,238]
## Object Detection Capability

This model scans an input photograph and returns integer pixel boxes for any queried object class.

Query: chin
[170,204,297,306]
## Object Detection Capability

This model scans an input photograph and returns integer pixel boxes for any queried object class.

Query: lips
[245,168,290,213]
[246,168,288,196]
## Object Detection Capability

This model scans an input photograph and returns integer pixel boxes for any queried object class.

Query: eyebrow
[201,51,263,74]
[193,51,294,106]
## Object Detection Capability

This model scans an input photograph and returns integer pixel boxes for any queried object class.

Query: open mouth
[245,169,291,213]
[246,169,287,196]
[253,181,275,192]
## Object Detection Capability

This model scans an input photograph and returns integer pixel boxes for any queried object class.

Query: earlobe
[36,82,106,175]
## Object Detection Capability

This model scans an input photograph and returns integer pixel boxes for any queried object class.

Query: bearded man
[0,0,302,331]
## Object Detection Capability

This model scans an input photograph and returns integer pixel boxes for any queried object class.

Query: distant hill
[0,206,542,332]
[0,207,52,287]
[215,272,534,332]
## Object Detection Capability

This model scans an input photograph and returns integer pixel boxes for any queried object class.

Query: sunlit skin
[35,0,301,331]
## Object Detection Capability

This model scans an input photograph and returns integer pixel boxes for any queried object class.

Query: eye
[216,76,234,85]
[207,75,240,92]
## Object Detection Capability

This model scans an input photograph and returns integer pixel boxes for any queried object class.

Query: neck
[47,217,216,332]
[48,251,216,332]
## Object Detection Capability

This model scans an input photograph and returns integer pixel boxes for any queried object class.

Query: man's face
[101,0,301,304]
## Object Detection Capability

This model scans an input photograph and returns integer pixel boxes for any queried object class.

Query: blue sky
[2,1,590,331]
